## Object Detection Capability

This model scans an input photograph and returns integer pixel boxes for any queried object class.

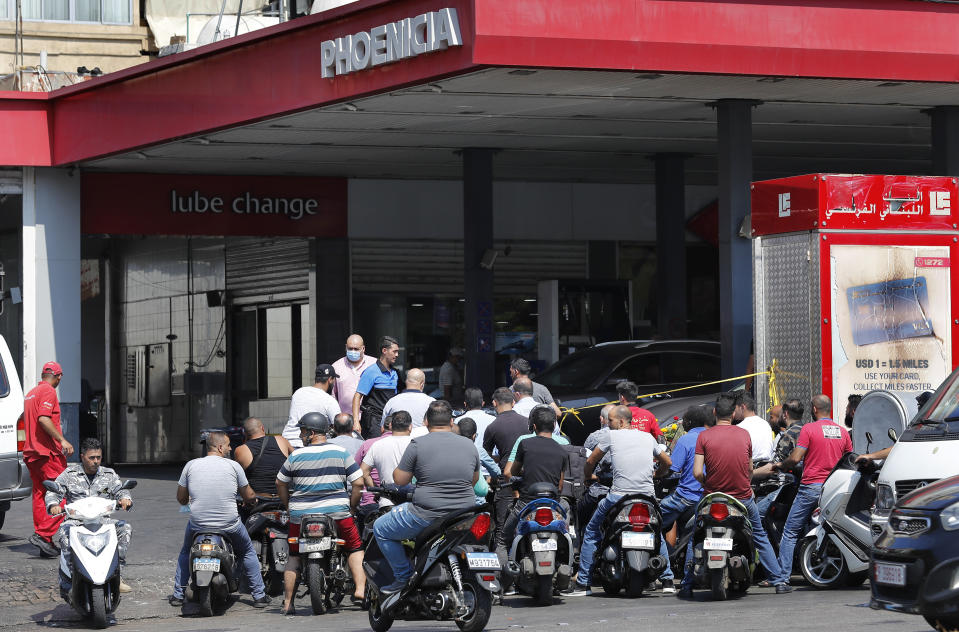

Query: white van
[0,335,29,530]
[872,369,959,537]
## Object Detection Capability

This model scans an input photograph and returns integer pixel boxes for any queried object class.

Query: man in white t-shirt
[380,368,435,430]
[283,364,342,448]
[734,393,775,462]
[361,411,413,507]
[462,387,495,450]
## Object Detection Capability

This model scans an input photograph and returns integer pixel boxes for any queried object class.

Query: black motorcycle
[298,513,354,614]
[594,493,668,597]
[689,493,756,601]
[363,487,499,632]
[242,497,289,596]
[186,529,237,616]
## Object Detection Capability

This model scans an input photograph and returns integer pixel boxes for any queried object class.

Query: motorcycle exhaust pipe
[728,555,749,581]
[333,568,349,582]
[505,561,521,578]
[648,555,667,572]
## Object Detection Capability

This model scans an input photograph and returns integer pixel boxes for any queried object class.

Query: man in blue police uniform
[352,335,400,439]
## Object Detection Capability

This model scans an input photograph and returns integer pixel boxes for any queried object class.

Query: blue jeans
[680,496,783,589]
[373,503,431,583]
[774,483,822,585]
[172,519,265,600]
[658,492,698,583]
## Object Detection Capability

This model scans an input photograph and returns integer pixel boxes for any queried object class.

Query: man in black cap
[282,364,342,448]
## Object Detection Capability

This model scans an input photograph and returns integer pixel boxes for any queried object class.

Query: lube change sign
[320,8,462,79]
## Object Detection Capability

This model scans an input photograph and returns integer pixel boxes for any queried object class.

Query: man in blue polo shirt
[661,404,710,595]
[352,335,400,439]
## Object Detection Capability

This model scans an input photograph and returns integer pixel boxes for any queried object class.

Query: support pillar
[463,148,495,397]
[311,237,350,371]
[715,100,758,380]
[22,167,81,459]
[654,153,688,338]
[930,106,959,176]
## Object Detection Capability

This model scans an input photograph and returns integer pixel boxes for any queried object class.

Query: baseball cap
[315,364,340,380]
[42,361,63,376]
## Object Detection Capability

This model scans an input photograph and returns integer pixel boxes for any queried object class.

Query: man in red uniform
[616,380,663,440]
[22,361,73,557]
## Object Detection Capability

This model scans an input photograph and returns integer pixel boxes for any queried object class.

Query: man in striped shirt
[276,412,366,613]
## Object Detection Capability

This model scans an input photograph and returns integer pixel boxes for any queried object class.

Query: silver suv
[0,335,30,530]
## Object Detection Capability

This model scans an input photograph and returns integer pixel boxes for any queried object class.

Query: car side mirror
[865,432,874,445]
[887,428,899,443]
[121,480,138,491]
[42,480,59,493]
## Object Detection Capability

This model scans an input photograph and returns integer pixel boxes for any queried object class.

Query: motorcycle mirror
[887,428,899,442]
[42,480,58,492]
[121,480,138,490]
[865,431,874,445]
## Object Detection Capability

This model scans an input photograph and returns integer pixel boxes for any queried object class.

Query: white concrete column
[22,167,82,458]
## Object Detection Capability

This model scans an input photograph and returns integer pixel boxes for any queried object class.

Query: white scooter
[43,479,137,629]
[798,447,877,589]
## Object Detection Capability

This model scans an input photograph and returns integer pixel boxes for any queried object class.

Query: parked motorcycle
[42,479,137,629]
[186,528,238,616]
[689,492,756,600]
[799,451,877,589]
[298,512,355,614]
[243,497,289,596]
[364,486,499,632]
[594,493,668,597]
[504,482,574,605]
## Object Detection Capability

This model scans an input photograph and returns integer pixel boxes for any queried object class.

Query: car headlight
[874,484,895,517]
[78,532,109,555]
[941,501,959,531]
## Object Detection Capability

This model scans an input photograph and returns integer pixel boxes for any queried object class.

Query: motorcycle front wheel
[456,576,492,632]
[799,537,848,589]
[90,585,108,629]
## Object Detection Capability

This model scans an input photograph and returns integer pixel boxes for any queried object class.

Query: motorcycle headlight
[941,501,959,531]
[79,532,109,555]
[874,484,895,517]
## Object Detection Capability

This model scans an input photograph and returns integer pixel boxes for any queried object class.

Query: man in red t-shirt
[683,392,787,596]
[616,380,663,440]
[771,393,851,587]
[22,361,73,557]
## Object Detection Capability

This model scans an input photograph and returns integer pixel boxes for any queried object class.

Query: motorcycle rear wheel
[264,538,284,596]
[306,561,328,615]
[799,537,848,589]
[710,567,728,601]
[625,570,645,598]
[196,586,213,617]
[456,576,493,632]
[533,575,553,606]
[90,585,108,629]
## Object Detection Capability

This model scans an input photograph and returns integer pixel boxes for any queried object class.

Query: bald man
[234,417,292,496]
[332,334,377,415]
[380,368,436,430]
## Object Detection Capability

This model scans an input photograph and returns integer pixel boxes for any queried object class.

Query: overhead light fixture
[496,321,508,325]
[530,313,539,316]
[757,76,787,83]
[635,73,663,80]
[877,81,905,88]
[458,298,466,302]
[133,151,148,160]
[429,83,443,93]
[411,303,425,307]
[344,102,359,111]
[194,137,211,145]
[523,298,536,302]
[508,69,536,76]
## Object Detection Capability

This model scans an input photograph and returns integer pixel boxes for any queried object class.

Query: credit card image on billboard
[846,277,934,346]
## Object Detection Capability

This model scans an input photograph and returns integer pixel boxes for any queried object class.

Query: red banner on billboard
[81,173,347,237]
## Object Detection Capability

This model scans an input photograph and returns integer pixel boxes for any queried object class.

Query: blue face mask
[346,349,362,363]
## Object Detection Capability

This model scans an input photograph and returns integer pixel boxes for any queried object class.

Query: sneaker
[30,534,60,558]
[503,587,518,596]
[775,584,793,594]
[563,583,591,597]
[118,581,132,594]
[380,580,406,595]
[168,596,184,607]
[252,595,272,608]
[661,580,676,594]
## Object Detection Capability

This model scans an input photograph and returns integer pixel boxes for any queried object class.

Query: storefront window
[233,302,310,400]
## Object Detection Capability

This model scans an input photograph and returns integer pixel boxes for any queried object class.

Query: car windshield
[0,359,8,398]
[536,347,626,390]
[915,369,959,423]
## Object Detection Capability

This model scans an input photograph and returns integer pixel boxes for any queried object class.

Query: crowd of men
[19,334,857,614]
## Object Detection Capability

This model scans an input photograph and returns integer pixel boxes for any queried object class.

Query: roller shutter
[225,237,310,303]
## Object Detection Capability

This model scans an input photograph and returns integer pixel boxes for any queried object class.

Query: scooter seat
[413,505,485,550]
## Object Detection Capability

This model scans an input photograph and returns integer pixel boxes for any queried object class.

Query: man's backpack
[560,444,588,500]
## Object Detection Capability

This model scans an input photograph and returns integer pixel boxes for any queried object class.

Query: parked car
[536,340,721,445]
[0,335,30,531]
[872,366,959,538]
[870,474,959,632]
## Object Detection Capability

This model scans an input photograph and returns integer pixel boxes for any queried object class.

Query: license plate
[531,538,558,552]
[193,558,220,572]
[465,552,501,570]
[874,562,906,586]
[704,538,733,551]
[621,531,655,550]
[299,537,331,552]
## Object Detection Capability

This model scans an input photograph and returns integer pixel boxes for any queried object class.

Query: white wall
[348,179,718,241]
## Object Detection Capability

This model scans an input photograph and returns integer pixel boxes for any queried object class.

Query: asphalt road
[0,466,929,631]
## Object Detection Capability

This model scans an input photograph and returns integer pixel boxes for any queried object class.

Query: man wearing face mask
[333,334,377,415]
